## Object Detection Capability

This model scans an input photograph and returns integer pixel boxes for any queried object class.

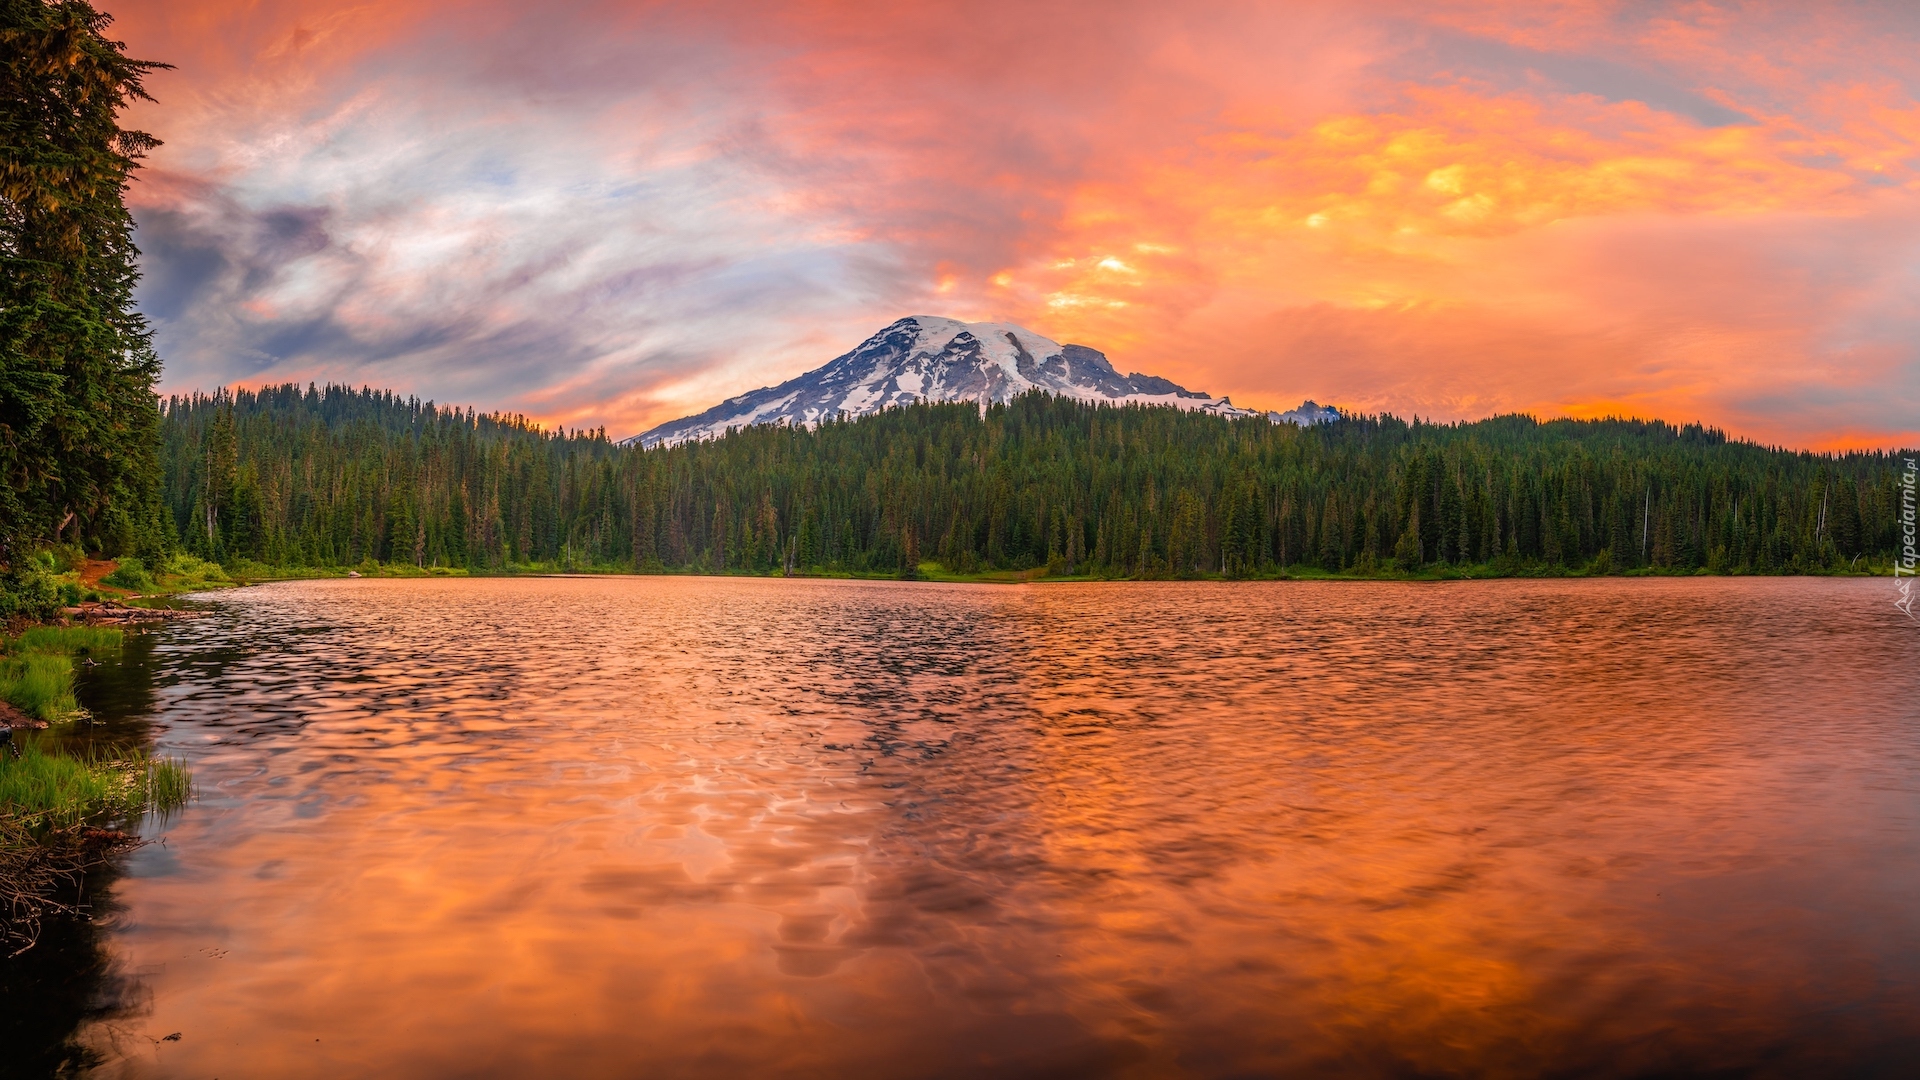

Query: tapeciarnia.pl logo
[1897,458,1917,622]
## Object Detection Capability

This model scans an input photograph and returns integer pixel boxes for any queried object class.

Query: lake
[20,576,1920,1077]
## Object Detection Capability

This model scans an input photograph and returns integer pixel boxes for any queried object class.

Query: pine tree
[0,0,168,558]
[152,385,1914,579]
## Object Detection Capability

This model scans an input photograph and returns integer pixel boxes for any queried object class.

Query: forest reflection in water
[19,576,1920,1078]
[2,633,162,1079]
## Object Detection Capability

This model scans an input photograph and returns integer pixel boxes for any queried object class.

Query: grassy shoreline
[1,626,192,954]
[116,553,1895,595]
[23,532,1875,605]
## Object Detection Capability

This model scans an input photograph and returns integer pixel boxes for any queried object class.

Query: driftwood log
[61,602,206,626]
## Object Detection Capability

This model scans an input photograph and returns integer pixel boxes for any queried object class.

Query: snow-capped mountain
[1271,401,1340,426]
[632,316,1335,447]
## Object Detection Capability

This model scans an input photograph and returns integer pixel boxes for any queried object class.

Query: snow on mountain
[1270,400,1340,426]
[631,316,1331,447]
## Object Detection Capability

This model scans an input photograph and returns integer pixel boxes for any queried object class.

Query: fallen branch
[0,821,141,956]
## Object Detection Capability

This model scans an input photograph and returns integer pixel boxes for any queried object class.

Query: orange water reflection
[77,577,1920,1077]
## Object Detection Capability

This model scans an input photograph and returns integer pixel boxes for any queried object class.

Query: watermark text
[1897,458,1917,621]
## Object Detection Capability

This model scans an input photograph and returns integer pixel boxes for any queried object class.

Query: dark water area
[1,635,166,1080]
[10,576,1920,1077]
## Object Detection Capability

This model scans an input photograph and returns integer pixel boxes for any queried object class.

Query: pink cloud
[107,0,1920,447]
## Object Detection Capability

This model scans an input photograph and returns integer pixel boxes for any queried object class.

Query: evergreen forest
[158,383,1912,579]
[0,0,167,562]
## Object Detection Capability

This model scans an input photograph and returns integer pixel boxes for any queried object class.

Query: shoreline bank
[170,559,1893,589]
[0,626,192,954]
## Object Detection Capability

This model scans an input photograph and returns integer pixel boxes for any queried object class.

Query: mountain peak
[1271,400,1341,426]
[631,317,1331,447]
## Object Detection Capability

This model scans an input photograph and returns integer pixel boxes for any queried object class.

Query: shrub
[100,557,154,591]
[40,545,84,574]
[162,553,230,587]
[0,566,60,623]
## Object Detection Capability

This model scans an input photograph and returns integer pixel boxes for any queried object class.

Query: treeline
[160,383,1911,577]
[0,1,168,566]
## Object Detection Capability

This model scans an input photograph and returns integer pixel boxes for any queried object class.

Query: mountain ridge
[632,316,1336,447]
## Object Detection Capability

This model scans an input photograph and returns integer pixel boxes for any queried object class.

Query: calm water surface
[42,578,1920,1076]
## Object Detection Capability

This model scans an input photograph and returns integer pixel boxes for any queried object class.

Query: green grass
[0,620,193,944]
[2,627,124,722]
[0,744,192,830]
[0,746,121,829]
[0,627,193,837]
[145,754,193,810]
[914,562,1058,583]
[13,625,124,656]
[0,653,77,722]
[128,551,474,594]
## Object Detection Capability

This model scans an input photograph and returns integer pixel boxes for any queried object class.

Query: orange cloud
[108,0,1920,448]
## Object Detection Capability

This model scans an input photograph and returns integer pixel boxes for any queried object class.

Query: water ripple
[69,576,1920,1078]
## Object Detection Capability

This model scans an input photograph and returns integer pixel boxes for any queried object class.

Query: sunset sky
[110,1,1920,449]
